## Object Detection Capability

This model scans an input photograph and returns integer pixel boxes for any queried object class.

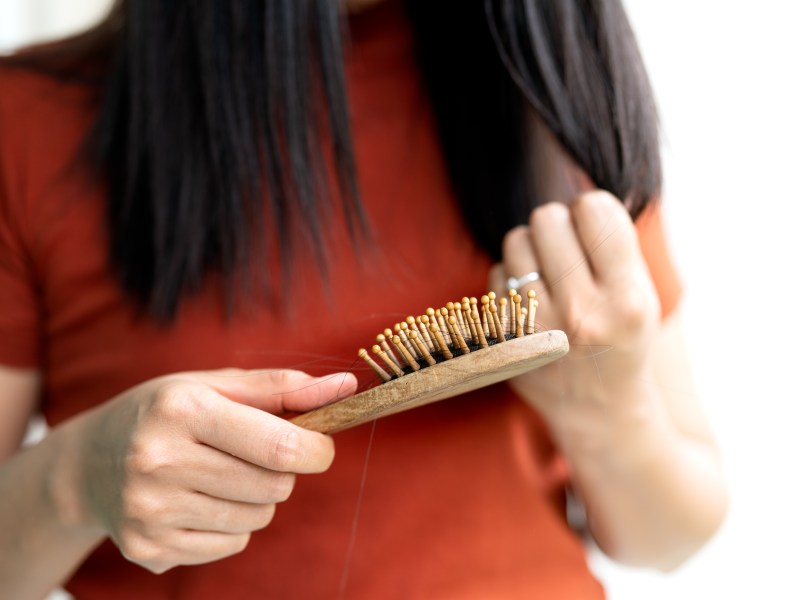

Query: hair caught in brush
[3,0,661,321]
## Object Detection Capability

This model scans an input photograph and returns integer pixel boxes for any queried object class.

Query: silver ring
[507,271,540,291]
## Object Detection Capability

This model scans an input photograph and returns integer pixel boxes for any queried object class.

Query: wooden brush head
[290,290,568,434]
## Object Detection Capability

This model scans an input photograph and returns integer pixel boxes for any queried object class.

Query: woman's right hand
[71,369,355,573]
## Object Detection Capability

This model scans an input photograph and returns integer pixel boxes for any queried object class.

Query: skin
[0,367,355,598]
[0,0,727,594]
[482,112,727,568]
[0,196,728,597]
[491,191,727,569]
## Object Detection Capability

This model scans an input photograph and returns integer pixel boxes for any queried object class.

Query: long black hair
[5,0,660,320]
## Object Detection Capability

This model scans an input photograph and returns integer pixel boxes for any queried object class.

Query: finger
[195,369,358,414]
[169,493,277,535]
[487,263,508,294]
[174,443,297,504]
[570,191,647,284]
[501,226,543,291]
[170,530,251,566]
[528,202,595,301]
[131,530,253,571]
[182,387,335,474]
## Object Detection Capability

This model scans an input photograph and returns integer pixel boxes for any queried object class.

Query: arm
[0,366,40,457]
[494,191,728,571]
[0,367,355,600]
[0,366,104,599]
[562,310,727,570]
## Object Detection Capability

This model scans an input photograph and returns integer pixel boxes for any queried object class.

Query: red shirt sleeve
[0,73,43,369]
[635,202,683,319]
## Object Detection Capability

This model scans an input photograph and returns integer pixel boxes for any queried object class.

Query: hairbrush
[290,289,568,434]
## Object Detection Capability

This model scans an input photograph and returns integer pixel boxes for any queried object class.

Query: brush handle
[290,329,569,434]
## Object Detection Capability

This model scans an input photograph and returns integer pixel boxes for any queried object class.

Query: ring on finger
[507,271,541,291]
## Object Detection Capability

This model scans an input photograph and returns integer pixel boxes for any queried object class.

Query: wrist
[551,376,675,473]
[46,413,108,539]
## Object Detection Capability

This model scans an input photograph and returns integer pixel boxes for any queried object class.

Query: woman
[0,0,727,597]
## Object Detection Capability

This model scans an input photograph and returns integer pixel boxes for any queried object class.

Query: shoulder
[0,60,99,149]
[0,60,99,209]
[0,60,101,270]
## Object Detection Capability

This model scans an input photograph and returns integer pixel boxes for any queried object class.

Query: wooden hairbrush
[290,290,569,434]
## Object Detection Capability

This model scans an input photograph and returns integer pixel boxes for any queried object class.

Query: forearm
[553,378,727,571]
[0,416,106,599]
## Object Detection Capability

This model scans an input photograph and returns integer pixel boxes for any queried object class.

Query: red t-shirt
[0,3,680,598]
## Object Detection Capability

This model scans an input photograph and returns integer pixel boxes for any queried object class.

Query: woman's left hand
[492,190,728,569]
[490,190,661,446]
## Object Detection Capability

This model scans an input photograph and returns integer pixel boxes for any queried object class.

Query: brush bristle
[360,289,538,382]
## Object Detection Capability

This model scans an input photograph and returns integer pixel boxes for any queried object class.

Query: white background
[591,2,800,598]
[1,1,799,598]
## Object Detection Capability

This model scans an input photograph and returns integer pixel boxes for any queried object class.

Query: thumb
[192,369,358,415]
[488,262,507,294]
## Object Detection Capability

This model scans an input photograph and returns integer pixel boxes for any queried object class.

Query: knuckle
[501,225,530,258]
[119,486,165,530]
[530,201,569,228]
[575,190,629,226]
[270,369,296,389]
[227,533,252,556]
[270,472,297,503]
[560,299,586,334]
[151,381,207,420]
[560,301,607,344]
[254,504,277,530]
[146,563,173,575]
[265,428,302,472]
[236,533,252,554]
[117,531,164,569]
[614,287,658,330]
[268,369,289,388]
[583,189,618,206]
[126,438,171,477]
